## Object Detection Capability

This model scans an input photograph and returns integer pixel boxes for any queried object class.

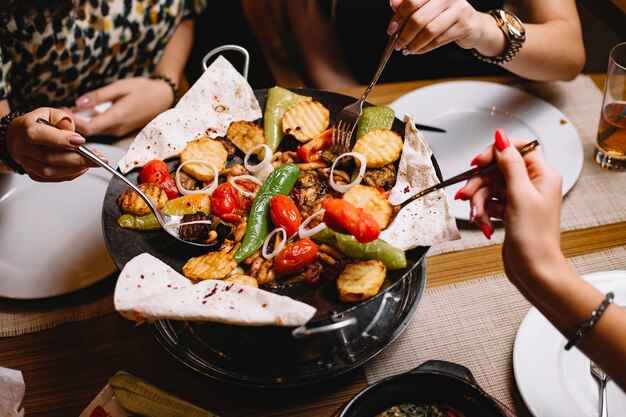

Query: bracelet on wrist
[564,292,614,351]
[0,110,26,175]
[150,74,178,108]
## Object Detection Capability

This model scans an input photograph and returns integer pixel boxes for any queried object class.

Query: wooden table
[1,75,625,417]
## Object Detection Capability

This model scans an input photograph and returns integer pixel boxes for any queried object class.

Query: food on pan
[376,403,465,417]
[114,80,459,326]
[117,182,168,216]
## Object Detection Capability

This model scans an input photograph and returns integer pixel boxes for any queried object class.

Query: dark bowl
[334,360,515,417]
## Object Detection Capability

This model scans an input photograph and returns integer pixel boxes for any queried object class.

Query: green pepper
[356,106,395,139]
[117,194,211,231]
[233,163,301,263]
[312,228,406,270]
[263,87,311,155]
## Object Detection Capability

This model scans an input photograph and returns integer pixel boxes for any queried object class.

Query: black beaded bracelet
[564,292,614,350]
[0,110,26,174]
[150,74,178,108]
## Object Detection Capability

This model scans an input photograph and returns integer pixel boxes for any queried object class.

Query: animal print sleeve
[182,0,208,19]
[0,46,11,102]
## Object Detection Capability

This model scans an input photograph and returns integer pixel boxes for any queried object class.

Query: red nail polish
[495,129,510,151]
[470,154,480,166]
[481,223,492,239]
[454,186,466,200]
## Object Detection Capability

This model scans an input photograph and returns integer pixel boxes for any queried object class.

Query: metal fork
[590,360,609,417]
[331,20,407,155]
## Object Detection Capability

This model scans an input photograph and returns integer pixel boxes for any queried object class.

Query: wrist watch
[473,9,526,64]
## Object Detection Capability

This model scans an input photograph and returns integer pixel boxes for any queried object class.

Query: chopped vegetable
[343,184,393,229]
[226,120,266,154]
[233,163,301,263]
[282,100,329,142]
[211,183,240,218]
[330,152,367,193]
[179,136,228,181]
[297,127,333,163]
[262,227,287,259]
[322,198,381,243]
[139,159,178,199]
[269,195,301,236]
[183,251,238,281]
[175,160,218,196]
[117,194,211,230]
[356,106,395,139]
[312,228,406,270]
[263,86,311,154]
[224,274,258,288]
[337,259,386,302]
[352,129,403,168]
[274,239,318,275]
[118,183,168,216]
[298,209,326,238]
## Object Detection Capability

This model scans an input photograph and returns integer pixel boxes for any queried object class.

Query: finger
[79,108,118,137]
[74,82,126,109]
[493,129,533,192]
[414,19,465,54]
[461,171,501,200]
[401,7,455,52]
[48,108,75,131]
[25,146,104,168]
[469,186,494,239]
[388,0,428,38]
[22,157,90,181]
[22,116,86,148]
[484,198,506,220]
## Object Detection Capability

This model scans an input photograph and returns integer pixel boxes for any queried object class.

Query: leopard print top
[0,0,207,111]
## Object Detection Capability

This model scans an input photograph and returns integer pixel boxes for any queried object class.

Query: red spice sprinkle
[224,283,235,291]
[262,303,268,308]
[238,289,244,293]
[403,186,410,193]
[167,284,172,288]
[205,284,219,298]
[140,274,144,279]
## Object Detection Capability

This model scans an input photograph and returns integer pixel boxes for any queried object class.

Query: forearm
[1,99,9,118]
[153,18,195,87]
[521,258,626,390]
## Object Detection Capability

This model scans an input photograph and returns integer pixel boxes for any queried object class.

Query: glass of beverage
[595,42,626,170]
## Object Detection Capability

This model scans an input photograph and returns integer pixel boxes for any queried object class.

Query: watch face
[502,10,525,38]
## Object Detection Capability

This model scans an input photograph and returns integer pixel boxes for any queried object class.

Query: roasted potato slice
[343,184,393,229]
[224,274,259,288]
[352,129,403,168]
[117,182,168,216]
[337,259,386,302]
[182,251,237,281]
[282,101,329,142]
[179,136,228,181]
[226,120,266,154]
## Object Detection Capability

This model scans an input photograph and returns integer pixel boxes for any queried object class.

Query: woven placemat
[428,75,626,256]
[364,245,626,416]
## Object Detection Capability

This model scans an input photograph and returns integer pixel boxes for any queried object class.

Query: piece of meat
[215,136,237,159]
[362,164,396,190]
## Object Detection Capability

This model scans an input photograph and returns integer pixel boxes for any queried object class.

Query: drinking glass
[595,42,626,170]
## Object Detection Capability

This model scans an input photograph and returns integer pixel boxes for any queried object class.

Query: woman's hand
[388,0,498,55]
[70,77,174,138]
[5,108,104,182]
[459,129,565,293]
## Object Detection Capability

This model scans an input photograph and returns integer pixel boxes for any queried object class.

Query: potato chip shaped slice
[337,259,386,302]
[343,184,393,229]
[118,182,168,216]
[179,136,228,181]
[226,121,266,154]
[282,101,330,142]
[182,251,237,281]
[352,129,403,168]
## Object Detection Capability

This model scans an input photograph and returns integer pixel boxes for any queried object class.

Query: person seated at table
[285,0,585,89]
[458,129,626,391]
[0,0,207,182]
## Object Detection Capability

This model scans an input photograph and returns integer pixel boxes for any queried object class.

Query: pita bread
[379,116,460,250]
[114,253,316,327]
[118,56,262,173]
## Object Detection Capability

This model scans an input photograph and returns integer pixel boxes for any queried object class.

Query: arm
[460,130,626,390]
[153,18,195,89]
[284,0,359,89]
[389,0,585,81]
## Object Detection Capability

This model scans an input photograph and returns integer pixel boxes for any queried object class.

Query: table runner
[364,245,626,416]
[428,74,626,256]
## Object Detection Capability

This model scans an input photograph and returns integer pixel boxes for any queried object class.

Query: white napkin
[0,367,24,417]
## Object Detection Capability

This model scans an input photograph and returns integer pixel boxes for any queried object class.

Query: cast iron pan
[334,360,516,417]
[102,88,439,323]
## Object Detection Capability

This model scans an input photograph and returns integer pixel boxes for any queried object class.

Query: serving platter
[102,88,437,383]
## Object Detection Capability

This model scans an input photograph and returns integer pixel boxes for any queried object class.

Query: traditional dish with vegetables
[114,91,419,304]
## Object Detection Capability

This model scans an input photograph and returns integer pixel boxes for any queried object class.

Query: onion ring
[244,144,273,173]
[298,209,326,239]
[175,160,218,196]
[262,227,287,259]
[229,174,264,198]
[330,152,367,193]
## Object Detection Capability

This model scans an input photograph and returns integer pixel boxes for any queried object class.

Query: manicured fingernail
[402,48,410,56]
[470,154,480,166]
[387,21,399,36]
[481,223,492,240]
[469,205,477,222]
[454,186,466,200]
[394,44,401,51]
[495,129,510,151]
[59,116,72,125]
[69,135,85,145]
[75,97,90,106]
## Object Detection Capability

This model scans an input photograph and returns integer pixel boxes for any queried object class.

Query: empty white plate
[0,144,125,299]
[513,270,626,417]
[390,81,584,221]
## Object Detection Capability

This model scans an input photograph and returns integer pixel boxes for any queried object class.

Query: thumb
[74,81,125,108]
[48,108,75,131]
[390,0,402,11]
[493,129,533,191]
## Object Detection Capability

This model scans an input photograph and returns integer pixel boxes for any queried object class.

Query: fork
[331,20,408,155]
[399,140,539,208]
[590,360,609,417]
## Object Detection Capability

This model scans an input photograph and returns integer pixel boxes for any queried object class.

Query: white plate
[0,144,125,299]
[389,81,584,221]
[513,270,626,417]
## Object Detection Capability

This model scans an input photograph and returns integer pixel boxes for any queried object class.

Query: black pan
[333,360,516,417]
[102,88,437,325]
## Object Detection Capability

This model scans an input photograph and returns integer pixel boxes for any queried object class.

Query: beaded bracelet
[564,292,614,350]
[0,110,26,174]
[150,74,178,108]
